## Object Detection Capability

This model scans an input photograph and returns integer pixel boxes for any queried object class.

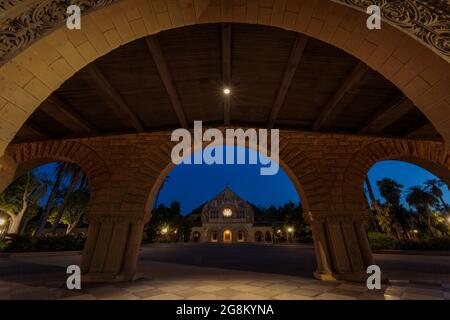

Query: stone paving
[0,257,449,300]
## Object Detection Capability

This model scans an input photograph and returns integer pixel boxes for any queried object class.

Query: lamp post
[0,217,7,239]
[287,226,294,243]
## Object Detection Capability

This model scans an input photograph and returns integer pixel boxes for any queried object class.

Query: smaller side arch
[342,139,450,212]
[3,140,111,192]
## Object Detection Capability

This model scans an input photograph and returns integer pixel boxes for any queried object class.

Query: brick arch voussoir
[131,142,174,203]
[281,145,331,212]
[5,141,110,191]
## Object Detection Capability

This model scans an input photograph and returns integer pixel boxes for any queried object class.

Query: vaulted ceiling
[13,23,442,144]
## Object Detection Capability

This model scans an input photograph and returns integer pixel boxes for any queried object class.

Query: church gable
[201,187,253,222]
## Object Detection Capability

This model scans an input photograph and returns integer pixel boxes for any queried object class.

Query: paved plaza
[0,244,449,300]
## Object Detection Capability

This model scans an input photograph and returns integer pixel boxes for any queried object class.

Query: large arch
[141,138,331,216]
[342,139,450,212]
[0,128,407,282]
[101,134,366,282]
[0,0,450,156]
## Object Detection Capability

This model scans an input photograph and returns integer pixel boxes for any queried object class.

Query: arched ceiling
[1,0,449,65]
[11,23,442,143]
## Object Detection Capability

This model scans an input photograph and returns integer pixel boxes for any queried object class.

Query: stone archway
[3,129,445,282]
[126,134,371,282]
[0,140,110,194]
[342,139,450,213]
[0,0,450,157]
[0,0,448,284]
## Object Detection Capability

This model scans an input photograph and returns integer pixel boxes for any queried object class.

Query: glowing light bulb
[223,88,231,95]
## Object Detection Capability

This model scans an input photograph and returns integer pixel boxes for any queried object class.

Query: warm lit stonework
[0,0,450,286]
[1,130,448,282]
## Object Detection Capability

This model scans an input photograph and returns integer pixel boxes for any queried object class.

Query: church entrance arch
[223,230,232,243]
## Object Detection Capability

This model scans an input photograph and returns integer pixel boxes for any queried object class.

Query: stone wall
[1,129,449,281]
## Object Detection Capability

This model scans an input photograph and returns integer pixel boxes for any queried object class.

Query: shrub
[368,232,450,251]
[0,234,86,252]
[367,232,394,250]
[298,234,313,243]
[394,237,450,251]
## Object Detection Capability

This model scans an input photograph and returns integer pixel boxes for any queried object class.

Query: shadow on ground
[140,243,317,277]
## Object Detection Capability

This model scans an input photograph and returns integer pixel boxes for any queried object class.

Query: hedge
[0,234,86,252]
[368,232,450,251]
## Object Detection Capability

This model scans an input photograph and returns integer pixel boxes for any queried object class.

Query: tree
[34,163,65,236]
[0,173,47,234]
[406,186,438,233]
[152,176,169,212]
[49,188,90,234]
[34,162,85,237]
[377,178,403,206]
[376,178,410,238]
[51,163,88,233]
[375,205,392,235]
[424,179,449,212]
[365,176,380,232]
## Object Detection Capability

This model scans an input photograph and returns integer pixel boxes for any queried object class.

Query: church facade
[190,187,273,243]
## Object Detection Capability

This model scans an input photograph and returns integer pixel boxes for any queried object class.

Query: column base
[82,272,137,283]
[335,271,390,283]
[313,271,338,281]
[314,270,390,283]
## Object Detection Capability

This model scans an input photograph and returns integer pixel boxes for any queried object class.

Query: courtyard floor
[0,243,449,300]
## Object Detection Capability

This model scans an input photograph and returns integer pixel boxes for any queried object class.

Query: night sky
[32,146,450,215]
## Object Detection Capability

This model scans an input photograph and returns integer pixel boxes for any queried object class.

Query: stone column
[81,212,149,282]
[306,211,374,282]
[305,212,336,280]
[354,220,374,266]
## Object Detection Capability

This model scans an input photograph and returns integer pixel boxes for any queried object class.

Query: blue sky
[30,147,450,215]
[366,160,450,207]
[157,147,450,214]
[157,146,299,214]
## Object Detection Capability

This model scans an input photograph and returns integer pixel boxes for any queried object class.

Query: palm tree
[365,176,380,232]
[377,178,403,206]
[34,162,82,237]
[376,178,411,237]
[152,176,169,212]
[424,179,449,212]
[375,205,392,235]
[51,164,88,233]
[406,186,438,233]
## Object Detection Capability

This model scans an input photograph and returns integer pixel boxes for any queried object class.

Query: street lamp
[286,226,294,243]
[0,217,7,239]
[161,226,169,235]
